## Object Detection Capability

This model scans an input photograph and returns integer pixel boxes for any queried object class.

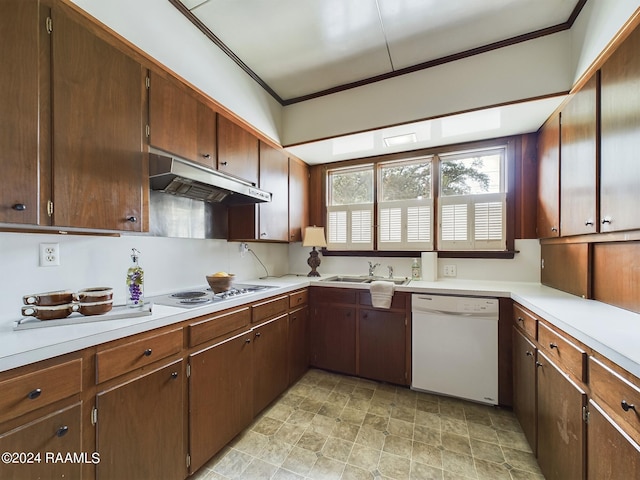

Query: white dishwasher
[411,294,499,405]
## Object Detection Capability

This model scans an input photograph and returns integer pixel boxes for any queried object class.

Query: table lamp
[302,226,327,277]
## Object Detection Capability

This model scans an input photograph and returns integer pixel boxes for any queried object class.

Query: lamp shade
[302,226,327,247]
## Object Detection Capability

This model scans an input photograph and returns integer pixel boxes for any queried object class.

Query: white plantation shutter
[378,200,433,250]
[439,193,505,250]
[326,205,373,249]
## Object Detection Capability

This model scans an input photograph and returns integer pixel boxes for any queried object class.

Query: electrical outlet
[40,243,60,267]
[443,264,457,277]
[239,242,249,257]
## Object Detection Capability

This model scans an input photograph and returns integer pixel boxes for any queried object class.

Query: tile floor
[192,369,545,480]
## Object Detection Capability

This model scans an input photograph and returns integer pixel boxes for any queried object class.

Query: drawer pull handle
[171,372,178,379]
[535,361,543,368]
[127,216,137,223]
[525,351,533,357]
[255,332,261,338]
[12,203,27,211]
[549,343,558,349]
[27,388,42,400]
[143,349,152,357]
[621,400,636,412]
[55,426,69,438]
[245,338,251,344]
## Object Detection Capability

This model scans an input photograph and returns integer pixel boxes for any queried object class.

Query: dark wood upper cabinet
[537,113,561,238]
[217,115,259,184]
[148,72,216,169]
[600,25,640,233]
[51,7,144,231]
[0,0,48,225]
[560,73,598,237]
[259,142,289,241]
[289,157,309,242]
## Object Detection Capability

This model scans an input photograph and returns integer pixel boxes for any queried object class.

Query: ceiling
[174,0,582,163]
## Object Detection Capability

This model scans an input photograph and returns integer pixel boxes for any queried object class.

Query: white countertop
[2,274,640,380]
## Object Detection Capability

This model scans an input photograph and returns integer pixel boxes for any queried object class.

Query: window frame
[319,137,517,258]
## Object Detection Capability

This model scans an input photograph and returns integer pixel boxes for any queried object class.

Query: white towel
[370,280,395,309]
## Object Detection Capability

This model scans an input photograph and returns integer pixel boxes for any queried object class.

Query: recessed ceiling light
[383,133,417,147]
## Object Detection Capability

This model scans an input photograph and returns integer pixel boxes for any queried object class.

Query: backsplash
[0,232,288,323]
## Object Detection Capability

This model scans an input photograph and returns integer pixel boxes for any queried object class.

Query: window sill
[321,249,517,259]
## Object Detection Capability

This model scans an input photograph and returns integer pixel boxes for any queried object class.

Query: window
[326,165,374,250]
[378,158,433,250]
[324,144,508,253]
[439,148,506,250]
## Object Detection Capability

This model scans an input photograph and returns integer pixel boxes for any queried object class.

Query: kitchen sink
[320,276,410,286]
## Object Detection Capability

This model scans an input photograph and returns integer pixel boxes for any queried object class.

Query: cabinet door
[258,142,289,241]
[196,102,217,169]
[587,400,640,480]
[217,115,259,184]
[600,25,640,232]
[148,72,198,162]
[253,314,289,416]
[560,74,598,236]
[536,351,586,480]
[96,360,185,480]
[51,8,144,231]
[189,333,253,473]
[0,0,42,225]
[512,327,537,454]
[289,157,309,242]
[0,403,82,480]
[359,309,407,385]
[310,304,356,375]
[289,306,309,384]
[537,113,560,238]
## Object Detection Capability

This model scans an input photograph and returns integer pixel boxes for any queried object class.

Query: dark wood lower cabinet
[253,314,289,416]
[96,360,185,480]
[0,403,82,480]
[536,351,586,480]
[189,333,253,474]
[310,304,356,375]
[288,306,309,384]
[512,327,537,454]
[587,400,640,479]
[359,309,407,385]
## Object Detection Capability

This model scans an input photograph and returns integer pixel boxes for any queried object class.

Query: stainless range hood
[149,148,271,205]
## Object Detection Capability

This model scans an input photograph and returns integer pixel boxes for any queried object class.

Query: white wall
[0,232,288,323]
[69,0,283,144]
[288,239,540,283]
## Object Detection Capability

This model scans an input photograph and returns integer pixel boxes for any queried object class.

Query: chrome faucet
[368,261,380,277]
[388,265,394,279]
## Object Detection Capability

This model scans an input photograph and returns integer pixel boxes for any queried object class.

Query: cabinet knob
[260,232,267,237]
[220,161,228,166]
[550,226,558,232]
[585,220,594,226]
[143,348,152,357]
[55,426,69,438]
[12,203,27,211]
[127,216,137,223]
[517,317,524,323]
[601,217,612,225]
[245,338,251,344]
[535,361,543,368]
[525,351,533,357]
[27,388,42,400]
[549,343,558,349]
[171,372,179,379]
[202,153,211,159]
[621,400,636,412]
[255,332,261,338]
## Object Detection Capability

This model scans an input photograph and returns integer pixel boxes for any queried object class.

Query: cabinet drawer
[96,328,183,383]
[310,287,357,305]
[252,295,288,324]
[289,289,308,309]
[0,359,82,424]
[513,304,537,339]
[189,307,251,347]
[538,322,586,382]
[589,356,640,440]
